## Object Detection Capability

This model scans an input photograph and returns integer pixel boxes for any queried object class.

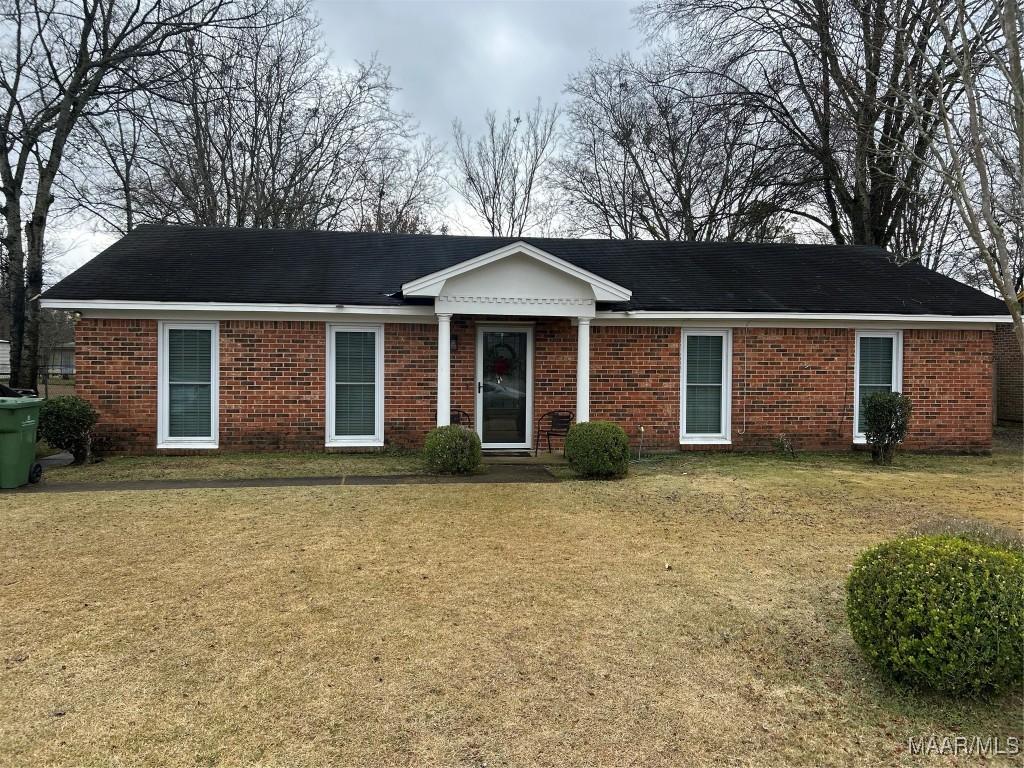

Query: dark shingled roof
[43,223,1006,315]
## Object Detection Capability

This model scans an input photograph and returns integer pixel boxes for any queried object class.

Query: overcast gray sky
[52,0,643,279]
[317,0,642,137]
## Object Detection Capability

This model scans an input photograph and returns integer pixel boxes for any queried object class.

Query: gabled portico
[401,241,632,444]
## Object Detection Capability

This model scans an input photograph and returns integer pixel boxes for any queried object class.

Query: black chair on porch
[534,410,574,456]
[433,408,473,428]
[450,408,472,427]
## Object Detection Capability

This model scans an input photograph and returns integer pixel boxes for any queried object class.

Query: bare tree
[450,101,560,237]
[558,53,807,241]
[354,135,447,234]
[0,0,241,387]
[60,89,149,233]
[896,0,1022,350]
[891,169,980,281]
[638,0,981,253]
[62,0,443,234]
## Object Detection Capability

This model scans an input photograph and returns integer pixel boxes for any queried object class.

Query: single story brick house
[41,225,1009,453]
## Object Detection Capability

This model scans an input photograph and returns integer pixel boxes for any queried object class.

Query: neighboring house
[40,224,1009,454]
[994,324,1023,424]
[0,339,9,379]
[47,342,76,377]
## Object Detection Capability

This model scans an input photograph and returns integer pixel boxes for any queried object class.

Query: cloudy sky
[318,0,642,137]
[52,0,644,280]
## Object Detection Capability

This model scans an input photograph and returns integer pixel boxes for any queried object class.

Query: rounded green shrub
[38,395,98,465]
[847,535,1024,696]
[424,425,481,474]
[564,421,630,479]
[863,391,912,464]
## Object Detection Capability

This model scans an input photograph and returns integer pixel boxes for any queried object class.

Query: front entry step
[482,451,568,465]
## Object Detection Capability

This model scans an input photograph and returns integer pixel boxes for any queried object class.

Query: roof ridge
[129,222,894,253]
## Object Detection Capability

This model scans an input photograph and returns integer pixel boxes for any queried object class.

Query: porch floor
[482,450,568,465]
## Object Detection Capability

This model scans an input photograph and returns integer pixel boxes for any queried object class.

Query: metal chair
[534,410,574,456]
[450,408,472,427]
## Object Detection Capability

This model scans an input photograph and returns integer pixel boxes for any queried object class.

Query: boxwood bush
[846,535,1024,696]
[862,391,912,464]
[38,395,98,465]
[564,421,630,479]
[424,425,481,474]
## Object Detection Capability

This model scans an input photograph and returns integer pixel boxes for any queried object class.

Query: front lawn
[42,448,425,483]
[1,451,1020,766]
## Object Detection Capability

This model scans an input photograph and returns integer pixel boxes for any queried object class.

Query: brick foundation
[75,317,994,454]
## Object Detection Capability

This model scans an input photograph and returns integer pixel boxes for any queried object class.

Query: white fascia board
[595,310,1012,325]
[400,241,632,302]
[40,299,434,317]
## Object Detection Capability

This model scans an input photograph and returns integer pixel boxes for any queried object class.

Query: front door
[476,326,533,449]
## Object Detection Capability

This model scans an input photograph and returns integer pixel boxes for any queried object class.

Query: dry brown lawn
[1,448,1021,766]
[44,449,424,483]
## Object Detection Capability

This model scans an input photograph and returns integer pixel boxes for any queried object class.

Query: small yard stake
[637,425,645,461]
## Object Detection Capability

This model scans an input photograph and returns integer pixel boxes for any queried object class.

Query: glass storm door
[476,327,533,448]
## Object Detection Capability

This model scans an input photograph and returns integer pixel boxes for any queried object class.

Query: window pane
[335,331,376,383]
[168,329,211,383]
[169,383,211,437]
[166,328,213,438]
[336,383,375,436]
[334,331,376,437]
[859,337,893,387]
[686,335,723,385]
[857,336,895,433]
[686,385,722,433]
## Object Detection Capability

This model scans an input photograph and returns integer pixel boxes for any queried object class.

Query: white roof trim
[596,310,1012,324]
[401,241,632,302]
[40,299,1009,325]
[40,299,433,315]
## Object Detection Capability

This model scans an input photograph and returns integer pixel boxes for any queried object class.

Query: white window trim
[157,320,219,450]
[680,328,732,445]
[326,323,385,448]
[853,330,903,444]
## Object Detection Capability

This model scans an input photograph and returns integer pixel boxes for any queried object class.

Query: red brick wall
[727,327,993,451]
[384,323,436,448]
[220,320,325,450]
[75,318,158,453]
[591,325,680,447]
[902,329,993,450]
[534,318,578,448]
[729,327,855,450]
[75,317,994,454]
[994,323,1023,424]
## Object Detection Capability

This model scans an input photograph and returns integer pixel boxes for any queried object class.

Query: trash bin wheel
[28,463,42,484]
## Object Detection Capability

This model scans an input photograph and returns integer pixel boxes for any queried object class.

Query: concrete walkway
[15,463,558,494]
[39,451,74,468]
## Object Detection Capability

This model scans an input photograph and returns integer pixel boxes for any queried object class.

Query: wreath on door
[488,342,517,378]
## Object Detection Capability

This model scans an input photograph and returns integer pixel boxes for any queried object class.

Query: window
[158,321,218,448]
[681,329,731,443]
[327,325,384,446]
[854,331,903,440]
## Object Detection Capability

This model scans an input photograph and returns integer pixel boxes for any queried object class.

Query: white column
[576,317,590,423]
[436,313,452,426]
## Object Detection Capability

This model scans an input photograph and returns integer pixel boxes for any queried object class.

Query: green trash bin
[0,397,44,489]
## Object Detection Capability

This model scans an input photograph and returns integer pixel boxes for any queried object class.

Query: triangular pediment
[401,242,632,309]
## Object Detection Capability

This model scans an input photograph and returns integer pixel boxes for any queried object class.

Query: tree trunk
[2,203,28,387]
[21,209,45,389]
